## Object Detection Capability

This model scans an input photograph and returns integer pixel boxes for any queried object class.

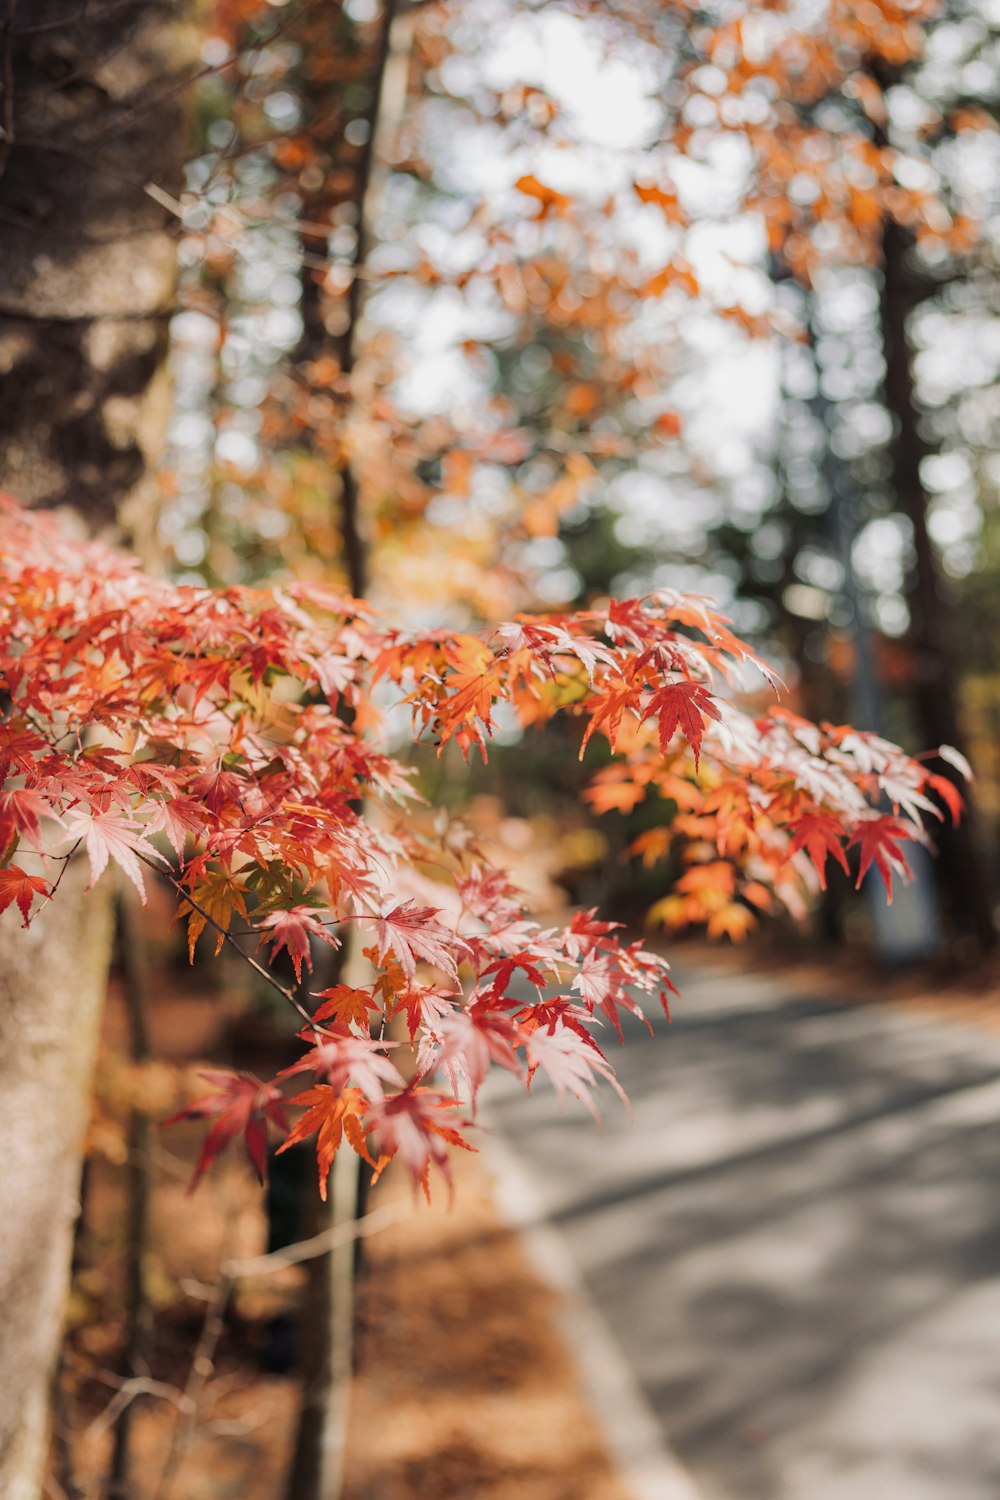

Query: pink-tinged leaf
[144,798,207,860]
[939,744,973,782]
[614,937,678,1017]
[368,901,471,983]
[525,1023,628,1120]
[421,1002,522,1100]
[0,865,50,924]
[62,807,164,903]
[365,1085,474,1196]
[256,906,340,983]
[456,864,524,927]
[311,649,357,699]
[571,951,652,1043]
[0,787,57,850]
[281,1035,405,1100]
[161,1071,288,1189]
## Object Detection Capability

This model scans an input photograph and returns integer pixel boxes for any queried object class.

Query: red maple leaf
[925,771,964,825]
[388,982,456,1044]
[565,907,622,959]
[0,865,50,924]
[162,1072,288,1189]
[849,816,914,902]
[0,787,56,851]
[480,949,551,1000]
[256,906,339,983]
[312,983,381,1035]
[645,678,721,766]
[515,996,595,1046]
[787,812,851,889]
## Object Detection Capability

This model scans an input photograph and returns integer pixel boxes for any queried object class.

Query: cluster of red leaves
[0,499,961,1196]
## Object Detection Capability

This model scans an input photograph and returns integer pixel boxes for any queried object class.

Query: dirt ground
[343,1154,632,1500]
[58,1151,633,1500]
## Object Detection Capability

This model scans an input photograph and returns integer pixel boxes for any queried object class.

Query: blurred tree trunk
[878,214,996,949]
[0,861,116,1500]
[285,6,405,1496]
[0,3,195,1493]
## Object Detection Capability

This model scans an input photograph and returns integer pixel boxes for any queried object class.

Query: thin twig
[42,839,83,905]
[134,851,320,1032]
[152,1275,231,1500]
[222,1196,409,1279]
[49,1359,85,1500]
[86,1377,187,1444]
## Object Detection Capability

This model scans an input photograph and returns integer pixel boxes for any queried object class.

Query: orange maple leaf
[277,1084,376,1198]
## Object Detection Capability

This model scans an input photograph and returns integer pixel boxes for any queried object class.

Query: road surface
[482,961,1000,1500]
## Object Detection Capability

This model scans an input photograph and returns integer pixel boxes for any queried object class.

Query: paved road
[482,962,1000,1500]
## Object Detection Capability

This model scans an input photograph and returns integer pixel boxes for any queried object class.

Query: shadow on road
[483,964,1000,1500]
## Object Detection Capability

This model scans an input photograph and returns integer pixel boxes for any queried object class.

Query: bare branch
[222,1196,410,1279]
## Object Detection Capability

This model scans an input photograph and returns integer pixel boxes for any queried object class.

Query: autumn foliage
[0,497,962,1196]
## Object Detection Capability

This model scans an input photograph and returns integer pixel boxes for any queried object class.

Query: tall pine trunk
[0,3,194,1491]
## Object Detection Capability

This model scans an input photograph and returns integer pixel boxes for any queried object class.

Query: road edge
[480,1126,704,1500]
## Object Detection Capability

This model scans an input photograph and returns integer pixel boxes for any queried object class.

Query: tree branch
[134,851,322,1033]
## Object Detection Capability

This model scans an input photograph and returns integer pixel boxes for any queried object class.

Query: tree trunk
[285,9,406,1496]
[878,214,996,949]
[0,861,115,1498]
[0,0,196,556]
[0,5,194,1491]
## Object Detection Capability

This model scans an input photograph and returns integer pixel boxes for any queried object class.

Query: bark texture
[0,861,115,1499]
[0,4,195,1492]
[0,0,196,558]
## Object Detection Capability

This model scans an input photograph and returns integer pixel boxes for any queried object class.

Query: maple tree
[0,494,962,1200]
